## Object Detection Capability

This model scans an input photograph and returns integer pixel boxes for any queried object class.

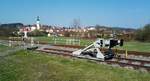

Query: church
[20,16,41,32]
[30,16,41,31]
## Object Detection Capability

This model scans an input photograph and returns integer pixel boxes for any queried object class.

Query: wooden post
[116,48,117,56]
[125,49,128,58]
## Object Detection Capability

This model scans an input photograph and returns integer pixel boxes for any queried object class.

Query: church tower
[36,16,40,30]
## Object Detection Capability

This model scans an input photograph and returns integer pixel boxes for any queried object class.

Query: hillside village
[18,16,135,41]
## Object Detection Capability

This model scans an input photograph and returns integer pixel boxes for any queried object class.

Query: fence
[52,38,80,45]
[0,39,35,57]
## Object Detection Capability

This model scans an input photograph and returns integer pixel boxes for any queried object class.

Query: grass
[34,36,93,46]
[0,50,150,81]
[117,41,150,52]
[0,44,12,52]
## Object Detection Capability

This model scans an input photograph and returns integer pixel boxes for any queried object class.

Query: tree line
[0,23,23,37]
[135,24,150,42]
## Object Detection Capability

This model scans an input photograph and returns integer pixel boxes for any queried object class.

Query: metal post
[9,40,12,47]
[31,37,34,47]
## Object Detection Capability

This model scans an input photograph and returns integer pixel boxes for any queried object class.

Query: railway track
[2,39,149,71]
[36,46,150,72]
[53,44,150,56]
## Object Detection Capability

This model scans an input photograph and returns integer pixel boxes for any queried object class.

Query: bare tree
[72,18,81,29]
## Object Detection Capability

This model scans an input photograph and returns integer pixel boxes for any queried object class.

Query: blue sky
[0,0,150,28]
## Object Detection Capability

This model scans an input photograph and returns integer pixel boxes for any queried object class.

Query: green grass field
[118,41,150,52]
[0,50,149,81]
[34,37,150,52]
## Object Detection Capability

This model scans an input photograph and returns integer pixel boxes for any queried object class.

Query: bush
[28,30,47,36]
